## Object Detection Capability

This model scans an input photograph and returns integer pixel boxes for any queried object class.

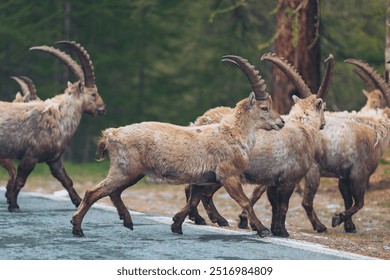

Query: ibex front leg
[222,177,270,237]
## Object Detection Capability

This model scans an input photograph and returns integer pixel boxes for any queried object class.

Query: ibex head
[261,53,335,130]
[10,76,39,103]
[30,41,106,116]
[222,55,285,131]
[345,58,390,109]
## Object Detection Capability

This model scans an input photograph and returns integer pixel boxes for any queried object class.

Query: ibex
[2,41,105,212]
[2,76,40,199]
[11,76,40,103]
[236,58,390,234]
[299,59,390,234]
[181,53,334,237]
[71,55,285,237]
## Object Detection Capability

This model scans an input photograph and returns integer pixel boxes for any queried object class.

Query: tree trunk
[385,0,390,83]
[272,0,320,114]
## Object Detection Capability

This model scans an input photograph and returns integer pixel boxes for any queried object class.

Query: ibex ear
[362,89,370,98]
[292,95,300,103]
[248,92,256,108]
[77,81,84,94]
[67,81,72,88]
[315,98,323,110]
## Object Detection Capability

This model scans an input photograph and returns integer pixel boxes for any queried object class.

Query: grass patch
[380,158,390,165]
[0,160,111,188]
[378,200,390,209]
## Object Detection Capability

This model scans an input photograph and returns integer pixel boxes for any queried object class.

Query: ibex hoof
[257,228,272,237]
[72,199,81,208]
[332,214,343,227]
[8,205,20,213]
[194,218,207,225]
[315,225,327,233]
[238,215,249,229]
[271,228,289,238]
[72,228,84,237]
[171,224,183,235]
[123,222,133,230]
[217,218,229,227]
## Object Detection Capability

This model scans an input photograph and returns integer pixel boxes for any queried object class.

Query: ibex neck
[50,93,83,143]
[229,105,257,153]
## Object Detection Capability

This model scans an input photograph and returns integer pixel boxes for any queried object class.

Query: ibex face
[29,41,106,116]
[82,85,106,116]
[248,94,284,131]
[361,89,386,112]
[221,55,284,131]
[291,94,326,130]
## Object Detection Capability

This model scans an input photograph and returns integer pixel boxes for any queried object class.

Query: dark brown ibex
[2,76,40,199]
[2,41,105,212]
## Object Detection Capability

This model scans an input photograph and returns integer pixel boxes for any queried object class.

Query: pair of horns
[30,41,95,88]
[260,52,334,100]
[345,59,390,106]
[222,53,334,101]
[10,76,37,99]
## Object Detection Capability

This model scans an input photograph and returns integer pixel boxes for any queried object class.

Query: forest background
[0,0,387,162]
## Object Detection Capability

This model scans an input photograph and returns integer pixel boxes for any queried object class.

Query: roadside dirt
[3,158,390,260]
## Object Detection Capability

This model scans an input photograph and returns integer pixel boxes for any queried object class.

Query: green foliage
[0,0,389,162]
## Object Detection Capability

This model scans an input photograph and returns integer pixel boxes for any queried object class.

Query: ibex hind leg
[238,185,266,229]
[200,185,229,226]
[47,159,82,208]
[109,174,144,230]
[185,185,207,225]
[7,159,37,212]
[333,177,366,233]
[72,174,140,237]
[172,184,203,234]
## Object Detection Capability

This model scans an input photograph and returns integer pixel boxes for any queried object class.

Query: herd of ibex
[1,40,389,240]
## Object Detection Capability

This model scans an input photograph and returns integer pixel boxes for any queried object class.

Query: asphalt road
[0,187,374,260]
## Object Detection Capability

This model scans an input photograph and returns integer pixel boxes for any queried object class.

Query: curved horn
[10,76,29,96]
[19,76,37,100]
[352,69,376,91]
[29,45,84,83]
[316,54,334,100]
[261,52,312,98]
[56,41,95,87]
[344,59,390,106]
[221,55,269,100]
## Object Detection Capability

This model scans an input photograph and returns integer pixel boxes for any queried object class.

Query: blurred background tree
[0,0,387,162]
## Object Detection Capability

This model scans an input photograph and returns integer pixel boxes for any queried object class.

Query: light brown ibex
[71,55,285,237]
[2,41,105,212]
[182,53,334,237]
[235,58,390,234]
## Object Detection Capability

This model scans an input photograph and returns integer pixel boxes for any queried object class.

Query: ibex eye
[261,107,269,112]
[92,93,96,97]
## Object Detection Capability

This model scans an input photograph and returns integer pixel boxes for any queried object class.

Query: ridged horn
[352,69,376,91]
[261,52,312,98]
[56,41,96,87]
[19,76,37,100]
[221,55,269,100]
[316,54,334,100]
[344,59,390,106]
[10,76,29,96]
[29,45,84,83]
